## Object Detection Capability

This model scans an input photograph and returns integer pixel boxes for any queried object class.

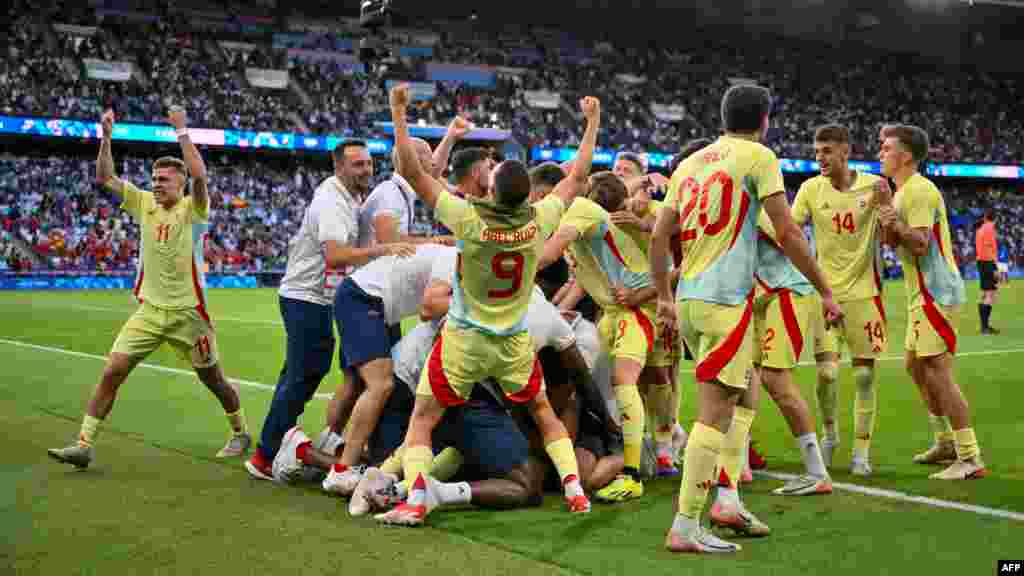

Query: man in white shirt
[245,140,415,481]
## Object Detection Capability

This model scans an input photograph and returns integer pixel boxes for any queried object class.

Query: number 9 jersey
[433,188,566,336]
[664,136,785,306]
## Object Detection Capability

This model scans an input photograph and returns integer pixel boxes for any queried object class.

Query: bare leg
[85,353,141,419]
[337,358,395,467]
[195,363,241,413]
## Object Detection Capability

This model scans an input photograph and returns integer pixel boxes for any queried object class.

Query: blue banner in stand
[0,274,258,290]
[530,146,1024,180]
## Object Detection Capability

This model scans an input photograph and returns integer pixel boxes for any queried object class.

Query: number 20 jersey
[664,136,785,306]
[433,188,566,336]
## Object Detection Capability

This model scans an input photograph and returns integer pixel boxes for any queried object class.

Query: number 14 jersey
[434,188,566,336]
[791,172,884,303]
[664,136,785,306]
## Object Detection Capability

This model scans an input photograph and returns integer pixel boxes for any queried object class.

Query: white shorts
[997,262,1009,274]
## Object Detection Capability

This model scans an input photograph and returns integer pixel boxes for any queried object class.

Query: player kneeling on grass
[752,211,832,496]
[49,108,249,469]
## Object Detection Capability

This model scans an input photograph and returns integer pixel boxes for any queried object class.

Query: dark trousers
[258,296,335,460]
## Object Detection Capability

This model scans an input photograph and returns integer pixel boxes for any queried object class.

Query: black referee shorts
[978,260,997,291]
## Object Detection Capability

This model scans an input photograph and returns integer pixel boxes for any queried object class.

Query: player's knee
[816,360,838,386]
[103,354,135,383]
[853,364,874,393]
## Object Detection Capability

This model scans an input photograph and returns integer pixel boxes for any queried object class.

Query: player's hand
[560,310,580,324]
[167,105,187,130]
[384,242,417,259]
[612,285,636,307]
[821,294,844,330]
[878,204,899,228]
[389,83,411,110]
[101,109,115,138]
[610,210,643,229]
[431,235,456,246]
[655,298,677,334]
[580,96,600,123]
[446,116,474,140]
[872,178,893,207]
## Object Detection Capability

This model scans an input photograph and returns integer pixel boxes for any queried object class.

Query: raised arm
[539,227,581,271]
[96,109,125,200]
[168,106,208,211]
[390,84,447,210]
[550,97,601,205]
[431,116,473,180]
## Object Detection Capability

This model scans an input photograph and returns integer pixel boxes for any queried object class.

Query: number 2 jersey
[791,172,885,303]
[433,188,565,336]
[664,136,786,306]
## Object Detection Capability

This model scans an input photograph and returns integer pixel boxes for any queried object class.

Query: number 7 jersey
[664,136,785,306]
[433,188,566,336]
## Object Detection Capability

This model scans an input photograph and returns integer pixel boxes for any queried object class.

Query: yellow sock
[79,414,102,447]
[816,361,839,440]
[953,428,980,461]
[380,445,405,476]
[544,437,579,484]
[430,447,464,481]
[676,422,725,520]
[402,445,433,485]
[226,408,247,434]
[652,381,674,445]
[853,365,876,459]
[614,385,645,472]
[718,406,755,488]
[934,415,954,443]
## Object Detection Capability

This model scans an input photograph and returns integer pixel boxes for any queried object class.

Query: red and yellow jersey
[663,136,784,306]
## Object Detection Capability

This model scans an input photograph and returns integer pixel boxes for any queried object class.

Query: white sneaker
[821,437,837,469]
[313,427,344,457]
[350,467,394,516]
[322,464,366,497]
[929,457,988,480]
[374,473,440,526]
[271,427,310,484]
[772,474,833,496]
[850,457,872,477]
[665,525,742,554]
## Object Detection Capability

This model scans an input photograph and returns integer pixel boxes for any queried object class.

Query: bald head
[393,138,434,176]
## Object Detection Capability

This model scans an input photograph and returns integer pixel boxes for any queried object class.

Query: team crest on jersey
[858,196,869,209]
[743,368,753,388]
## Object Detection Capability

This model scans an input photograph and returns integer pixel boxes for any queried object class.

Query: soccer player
[791,125,890,475]
[48,108,249,469]
[752,212,832,495]
[319,244,455,494]
[431,147,495,235]
[539,171,676,501]
[651,84,841,553]
[974,210,999,334]
[381,84,600,524]
[877,124,987,480]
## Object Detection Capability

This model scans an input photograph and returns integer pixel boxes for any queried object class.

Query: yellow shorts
[905,303,960,358]
[596,305,672,368]
[809,295,887,359]
[111,302,219,368]
[678,298,755,389]
[417,323,543,407]
[754,289,812,370]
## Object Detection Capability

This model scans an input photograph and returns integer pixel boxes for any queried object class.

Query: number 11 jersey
[664,136,785,306]
[434,188,566,336]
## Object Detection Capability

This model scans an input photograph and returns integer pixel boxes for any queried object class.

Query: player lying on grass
[49,108,250,469]
[539,171,677,502]
[379,84,601,523]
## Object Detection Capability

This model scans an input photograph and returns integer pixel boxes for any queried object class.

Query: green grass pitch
[2,281,1021,575]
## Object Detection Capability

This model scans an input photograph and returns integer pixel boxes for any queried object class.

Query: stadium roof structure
[320,0,1021,72]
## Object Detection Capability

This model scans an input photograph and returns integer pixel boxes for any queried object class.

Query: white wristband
[175,127,189,138]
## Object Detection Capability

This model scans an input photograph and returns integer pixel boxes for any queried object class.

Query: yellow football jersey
[118,181,211,314]
[791,172,884,302]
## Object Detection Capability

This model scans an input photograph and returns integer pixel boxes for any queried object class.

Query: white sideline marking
[758,470,1024,522]
[7,300,282,326]
[0,338,331,400]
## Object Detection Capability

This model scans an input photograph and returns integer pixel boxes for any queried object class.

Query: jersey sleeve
[903,181,937,229]
[429,248,458,283]
[533,195,567,238]
[118,181,151,220]
[530,287,577,351]
[662,172,684,216]
[317,196,353,245]
[752,149,786,201]
[365,183,406,221]
[791,181,812,225]
[559,197,606,240]
[189,195,209,223]
[434,188,474,238]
